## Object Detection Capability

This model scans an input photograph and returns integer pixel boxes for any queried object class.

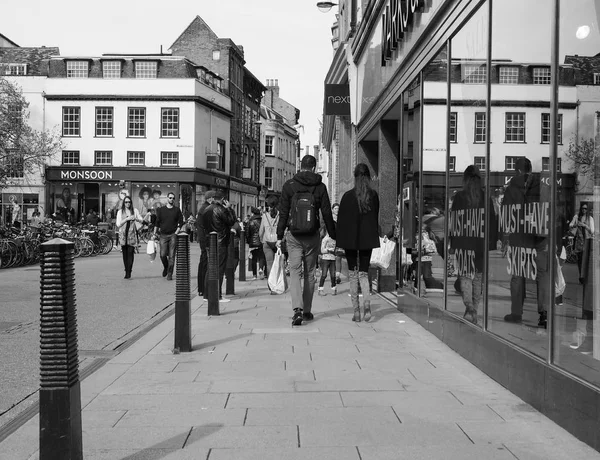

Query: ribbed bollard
[39,238,82,460]
[225,237,236,295]
[207,232,220,315]
[174,232,191,353]
[239,229,246,282]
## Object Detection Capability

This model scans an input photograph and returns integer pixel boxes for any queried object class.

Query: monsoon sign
[60,170,114,180]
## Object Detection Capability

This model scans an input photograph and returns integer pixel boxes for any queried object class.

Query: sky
[1,0,337,152]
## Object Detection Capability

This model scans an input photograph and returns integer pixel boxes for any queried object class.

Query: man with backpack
[277,155,337,326]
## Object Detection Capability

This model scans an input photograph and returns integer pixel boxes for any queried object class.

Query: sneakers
[252,276,257,280]
[162,268,168,277]
[318,287,324,296]
[504,314,522,323]
[331,286,337,296]
[292,309,303,326]
[303,312,314,321]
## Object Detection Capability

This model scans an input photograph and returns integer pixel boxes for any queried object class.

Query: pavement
[2,273,600,459]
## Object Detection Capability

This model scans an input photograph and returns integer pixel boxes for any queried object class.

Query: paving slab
[115,408,246,428]
[245,406,400,426]
[185,425,298,449]
[208,446,360,460]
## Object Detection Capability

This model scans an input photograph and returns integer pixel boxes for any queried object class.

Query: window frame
[94,150,113,166]
[474,112,486,143]
[160,108,180,138]
[3,149,24,178]
[541,112,563,144]
[66,60,89,79]
[499,66,519,84]
[505,156,521,171]
[134,61,158,79]
[95,106,114,137]
[533,67,551,85]
[449,112,458,143]
[462,64,487,84]
[448,156,456,172]
[505,112,526,143]
[474,156,486,171]
[127,151,145,166]
[127,107,146,138]
[265,166,274,190]
[594,73,600,85]
[217,139,226,171]
[102,61,121,79]
[62,150,80,166]
[62,107,81,137]
[265,135,274,155]
[161,151,179,167]
[5,64,27,76]
[542,156,562,172]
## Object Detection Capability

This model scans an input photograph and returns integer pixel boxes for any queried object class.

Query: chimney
[266,78,280,100]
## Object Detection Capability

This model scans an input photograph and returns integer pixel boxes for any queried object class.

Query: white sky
[1,0,337,151]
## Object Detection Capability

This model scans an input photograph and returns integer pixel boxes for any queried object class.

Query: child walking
[318,232,337,295]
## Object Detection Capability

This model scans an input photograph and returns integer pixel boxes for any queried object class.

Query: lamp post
[316,1,338,13]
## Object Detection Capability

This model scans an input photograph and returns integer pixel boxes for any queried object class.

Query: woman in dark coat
[336,163,380,322]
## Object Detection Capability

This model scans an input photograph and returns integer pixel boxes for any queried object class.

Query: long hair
[354,163,373,214]
[266,195,279,218]
[462,165,482,208]
[120,195,133,215]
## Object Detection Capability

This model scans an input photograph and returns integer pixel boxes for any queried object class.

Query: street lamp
[316,1,338,13]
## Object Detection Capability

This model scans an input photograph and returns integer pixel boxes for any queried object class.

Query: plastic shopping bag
[146,239,156,262]
[370,236,396,269]
[268,248,288,294]
[555,256,566,296]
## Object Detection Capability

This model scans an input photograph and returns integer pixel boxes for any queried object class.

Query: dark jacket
[195,200,211,248]
[202,203,237,246]
[246,215,262,248]
[277,170,336,240]
[336,188,380,250]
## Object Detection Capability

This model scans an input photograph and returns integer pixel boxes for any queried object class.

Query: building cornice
[423,98,578,109]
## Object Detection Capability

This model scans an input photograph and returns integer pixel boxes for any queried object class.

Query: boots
[463,309,477,325]
[349,270,360,322]
[358,271,371,322]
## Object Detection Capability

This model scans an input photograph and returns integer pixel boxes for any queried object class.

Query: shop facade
[325,0,600,451]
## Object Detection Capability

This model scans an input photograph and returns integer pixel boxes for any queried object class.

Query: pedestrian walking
[318,232,337,296]
[569,202,595,283]
[196,191,215,296]
[336,163,380,322]
[331,202,343,284]
[259,195,280,280]
[153,192,184,281]
[246,207,265,279]
[116,196,144,279]
[276,154,337,326]
[202,191,237,300]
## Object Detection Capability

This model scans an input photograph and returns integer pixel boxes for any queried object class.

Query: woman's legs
[122,246,128,276]
[250,248,258,277]
[318,259,328,288]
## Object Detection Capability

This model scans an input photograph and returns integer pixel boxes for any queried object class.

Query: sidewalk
[2,276,600,460]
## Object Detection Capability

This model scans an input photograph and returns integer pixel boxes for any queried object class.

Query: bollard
[174,232,191,353]
[39,238,83,460]
[207,232,220,315]
[239,229,246,282]
[225,236,235,295]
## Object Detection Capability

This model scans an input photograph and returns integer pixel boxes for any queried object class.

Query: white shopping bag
[146,239,156,262]
[268,248,288,294]
[369,236,396,269]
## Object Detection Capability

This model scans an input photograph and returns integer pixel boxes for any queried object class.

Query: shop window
[135,61,157,79]
[94,150,112,166]
[217,139,226,170]
[265,135,274,155]
[474,156,486,171]
[505,112,525,142]
[449,112,457,143]
[3,149,24,178]
[533,67,551,85]
[95,107,113,137]
[66,60,88,78]
[62,107,80,137]
[62,150,80,165]
[541,157,561,172]
[474,112,486,143]
[265,167,273,190]
[127,151,145,166]
[102,61,121,79]
[128,108,146,137]
[161,108,179,138]
[541,113,562,144]
[161,151,179,166]
[499,66,519,84]
[462,64,486,84]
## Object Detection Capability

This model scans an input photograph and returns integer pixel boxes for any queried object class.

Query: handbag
[370,236,396,269]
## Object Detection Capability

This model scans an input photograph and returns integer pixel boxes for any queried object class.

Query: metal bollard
[207,232,220,315]
[39,238,83,460]
[239,229,246,281]
[225,236,235,295]
[174,232,191,353]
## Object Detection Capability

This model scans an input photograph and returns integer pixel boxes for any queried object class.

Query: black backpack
[288,183,319,236]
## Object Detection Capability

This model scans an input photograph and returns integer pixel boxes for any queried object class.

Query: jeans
[459,271,483,314]
[263,242,277,278]
[121,245,135,275]
[159,233,177,276]
[421,261,444,289]
[319,259,337,288]
[287,232,320,313]
[197,240,207,294]
[204,243,228,298]
[250,247,266,276]
[510,248,549,315]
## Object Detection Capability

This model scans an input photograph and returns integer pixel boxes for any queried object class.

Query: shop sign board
[381,0,425,65]
[230,179,258,195]
[324,84,351,115]
[214,177,228,188]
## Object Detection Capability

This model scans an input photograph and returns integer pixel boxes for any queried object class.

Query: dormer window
[5,64,27,76]
[533,67,551,85]
[134,61,157,79]
[594,73,600,85]
[66,61,89,78]
[102,61,121,79]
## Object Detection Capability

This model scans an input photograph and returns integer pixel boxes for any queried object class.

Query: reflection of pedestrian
[450,165,497,325]
[195,191,215,296]
[502,158,549,328]
[55,187,71,222]
[246,207,265,279]
[418,223,444,292]
[260,195,280,279]
[138,187,153,216]
[336,163,379,323]
[116,196,143,279]
[153,192,184,281]
[569,202,594,282]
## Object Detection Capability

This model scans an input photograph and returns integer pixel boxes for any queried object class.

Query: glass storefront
[394,0,600,388]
